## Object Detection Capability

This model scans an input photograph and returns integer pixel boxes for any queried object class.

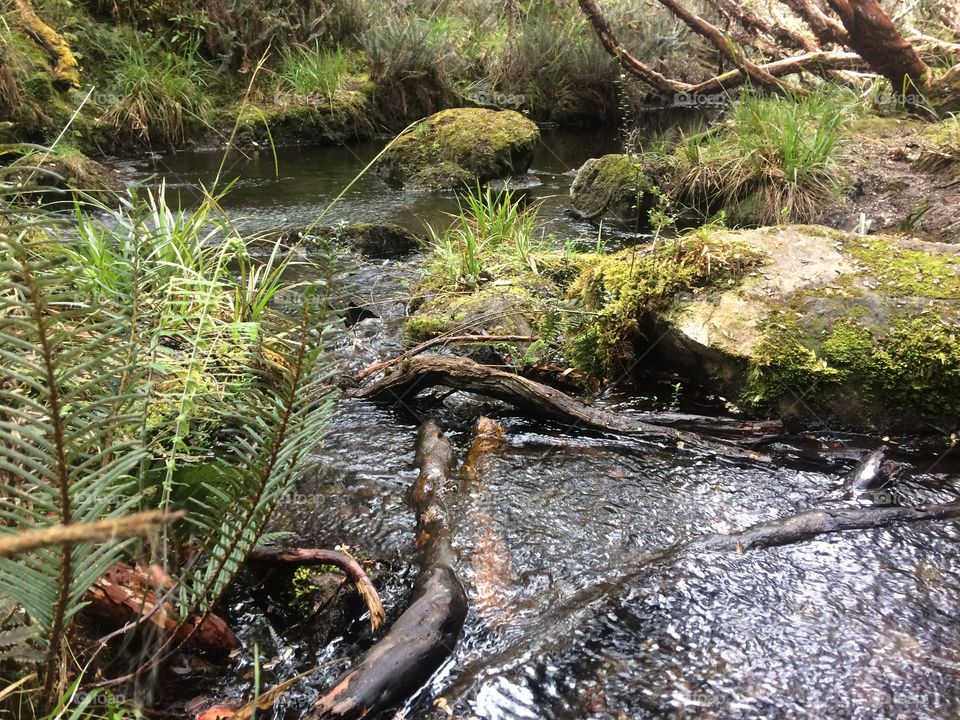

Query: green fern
[0,234,148,697]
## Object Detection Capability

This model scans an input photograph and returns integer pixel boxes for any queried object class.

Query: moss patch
[746,311,960,426]
[569,153,654,224]
[566,234,765,375]
[376,108,540,189]
[842,234,960,298]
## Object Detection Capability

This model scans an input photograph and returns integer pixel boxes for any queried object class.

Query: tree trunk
[824,0,931,92]
[13,0,80,90]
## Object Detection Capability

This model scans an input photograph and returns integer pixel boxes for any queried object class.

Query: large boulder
[376,108,540,190]
[570,153,655,224]
[644,226,960,432]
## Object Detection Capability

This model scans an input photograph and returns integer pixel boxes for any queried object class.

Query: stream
[130,128,960,720]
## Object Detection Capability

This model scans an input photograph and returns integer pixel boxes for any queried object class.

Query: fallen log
[247,548,386,631]
[437,499,960,706]
[354,355,771,461]
[311,421,468,719]
[85,562,240,655]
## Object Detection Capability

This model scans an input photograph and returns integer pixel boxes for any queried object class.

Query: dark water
[134,130,960,720]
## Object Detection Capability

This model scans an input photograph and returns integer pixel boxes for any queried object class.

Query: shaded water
[135,129,960,719]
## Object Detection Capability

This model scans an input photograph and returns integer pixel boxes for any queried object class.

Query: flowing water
[132,129,960,719]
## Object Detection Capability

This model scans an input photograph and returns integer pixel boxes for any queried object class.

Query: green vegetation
[670,91,852,225]
[918,113,960,180]
[275,45,353,99]
[746,311,960,423]
[0,164,335,715]
[101,41,211,147]
[425,185,545,288]
[566,230,765,374]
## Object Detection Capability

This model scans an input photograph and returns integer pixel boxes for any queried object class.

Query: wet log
[355,355,773,461]
[461,418,513,626]
[310,421,468,719]
[84,562,240,654]
[246,548,386,631]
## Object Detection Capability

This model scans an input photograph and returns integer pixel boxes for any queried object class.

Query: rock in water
[570,153,655,224]
[376,108,540,190]
[842,445,906,498]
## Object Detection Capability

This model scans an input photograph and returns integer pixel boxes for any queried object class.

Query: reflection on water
[125,130,960,720]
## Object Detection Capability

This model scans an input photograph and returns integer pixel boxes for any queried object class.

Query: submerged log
[461,417,513,627]
[355,355,773,461]
[311,421,468,719]
[437,499,960,706]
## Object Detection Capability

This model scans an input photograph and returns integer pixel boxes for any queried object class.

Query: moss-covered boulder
[376,108,540,190]
[630,225,960,432]
[404,281,550,364]
[8,145,123,201]
[569,154,655,224]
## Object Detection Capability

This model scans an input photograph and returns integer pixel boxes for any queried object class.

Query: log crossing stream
[131,129,960,720]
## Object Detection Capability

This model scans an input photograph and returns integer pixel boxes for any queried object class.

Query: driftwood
[355,355,773,461]
[437,500,960,706]
[311,421,468,719]
[85,562,240,655]
[247,548,386,631]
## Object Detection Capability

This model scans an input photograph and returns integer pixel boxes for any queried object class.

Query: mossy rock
[8,145,123,202]
[226,87,375,149]
[404,281,549,364]
[376,108,540,190]
[270,223,422,259]
[569,153,655,225]
[639,225,960,432]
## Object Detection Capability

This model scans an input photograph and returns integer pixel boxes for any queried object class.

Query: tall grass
[102,41,210,147]
[361,12,461,122]
[427,185,543,288]
[275,45,351,99]
[675,91,849,224]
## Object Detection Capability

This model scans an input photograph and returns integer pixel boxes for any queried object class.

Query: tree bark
[355,355,773,461]
[780,0,851,45]
[14,0,80,90]
[84,562,240,655]
[824,0,931,91]
[310,421,468,719]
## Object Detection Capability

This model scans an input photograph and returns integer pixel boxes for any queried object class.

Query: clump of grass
[918,114,960,181]
[361,12,461,122]
[102,40,210,147]
[275,44,351,100]
[674,91,849,225]
[426,185,545,288]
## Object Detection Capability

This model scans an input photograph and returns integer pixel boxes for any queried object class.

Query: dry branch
[354,355,772,461]
[0,511,183,557]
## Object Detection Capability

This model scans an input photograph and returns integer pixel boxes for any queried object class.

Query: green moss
[377,108,540,189]
[744,311,960,425]
[403,312,465,344]
[843,235,960,298]
[569,153,654,223]
[566,235,765,374]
